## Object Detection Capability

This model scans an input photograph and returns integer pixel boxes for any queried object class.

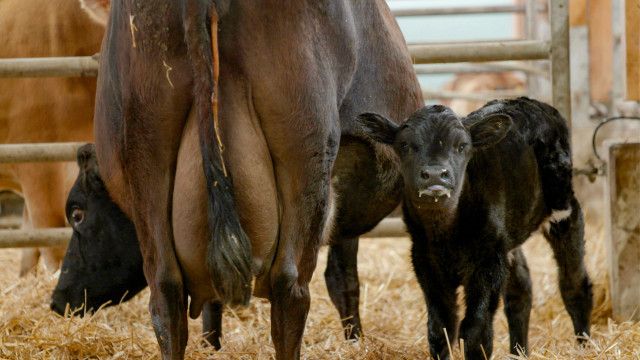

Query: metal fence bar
[0,56,99,78]
[549,0,572,125]
[0,216,21,230]
[414,61,547,75]
[0,228,71,248]
[362,218,406,238]
[409,40,551,64]
[422,89,527,101]
[0,218,405,248]
[391,5,524,17]
[0,143,86,163]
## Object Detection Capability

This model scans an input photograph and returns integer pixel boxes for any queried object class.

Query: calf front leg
[412,248,458,360]
[324,236,362,340]
[460,256,506,360]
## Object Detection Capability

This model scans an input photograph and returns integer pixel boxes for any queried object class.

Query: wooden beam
[570,0,588,27]
[604,141,640,321]
[589,0,613,102]
[626,0,640,100]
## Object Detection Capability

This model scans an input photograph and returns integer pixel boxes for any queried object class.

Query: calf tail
[182,0,252,305]
[533,101,574,212]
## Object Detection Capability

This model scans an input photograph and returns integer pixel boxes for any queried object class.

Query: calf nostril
[441,169,450,179]
[421,169,430,179]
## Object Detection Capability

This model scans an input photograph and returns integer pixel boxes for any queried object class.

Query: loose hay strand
[0,223,639,359]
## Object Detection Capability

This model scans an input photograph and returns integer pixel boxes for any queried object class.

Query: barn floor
[0,221,638,359]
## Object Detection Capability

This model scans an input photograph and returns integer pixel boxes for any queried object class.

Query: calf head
[357,105,511,213]
[50,144,146,316]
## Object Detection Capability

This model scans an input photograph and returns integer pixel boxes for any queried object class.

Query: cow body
[358,98,593,359]
[89,1,421,358]
[0,0,103,274]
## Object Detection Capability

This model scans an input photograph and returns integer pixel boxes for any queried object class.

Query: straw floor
[0,220,638,359]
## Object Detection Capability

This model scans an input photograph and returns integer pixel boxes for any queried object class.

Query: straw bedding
[0,220,638,359]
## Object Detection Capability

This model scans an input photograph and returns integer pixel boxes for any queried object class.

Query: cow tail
[182,0,252,305]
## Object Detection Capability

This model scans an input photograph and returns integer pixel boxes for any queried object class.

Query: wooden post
[588,0,613,102]
[626,0,640,100]
[604,141,640,321]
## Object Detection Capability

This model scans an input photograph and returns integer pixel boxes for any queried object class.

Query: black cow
[51,144,146,315]
[51,144,225,349]
[357,97,593,359]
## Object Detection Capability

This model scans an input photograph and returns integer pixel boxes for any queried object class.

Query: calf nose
[420,167,450,181]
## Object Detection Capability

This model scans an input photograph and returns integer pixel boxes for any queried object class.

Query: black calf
[357,97,592,359]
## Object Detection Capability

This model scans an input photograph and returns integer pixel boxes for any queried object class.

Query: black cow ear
[356,113,399,145]
[77,144,98,174]
[466,113,512,149]
[76,143,103,192]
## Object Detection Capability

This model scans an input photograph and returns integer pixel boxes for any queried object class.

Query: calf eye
[71,208,85,227]
[457,143,468,153]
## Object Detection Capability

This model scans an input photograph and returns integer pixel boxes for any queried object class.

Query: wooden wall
[626,0,640,100]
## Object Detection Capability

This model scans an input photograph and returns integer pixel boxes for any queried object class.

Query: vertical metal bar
[525,0,537,39]
[550,0,572,126]
[525,0,540,98]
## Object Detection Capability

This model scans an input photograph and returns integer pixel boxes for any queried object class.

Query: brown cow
[441,72,526,115]
[0,0,103,275]
[85,0,422,359]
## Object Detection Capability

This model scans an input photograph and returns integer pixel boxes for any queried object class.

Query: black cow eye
[71,208,85,227]
[457,143,468,153]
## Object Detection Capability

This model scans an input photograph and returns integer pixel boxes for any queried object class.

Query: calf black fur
[358,97,593,359]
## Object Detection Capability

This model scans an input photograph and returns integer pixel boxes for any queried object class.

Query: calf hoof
[344,323,362,341]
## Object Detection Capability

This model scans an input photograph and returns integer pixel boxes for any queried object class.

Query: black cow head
[357,105,511,212]
[50,144,146,316]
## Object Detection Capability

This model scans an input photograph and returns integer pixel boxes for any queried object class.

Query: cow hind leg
[19,205,39,276]
[543,196,593,342]
[202,301,223,350]
[503,247,532,355]
[19,249,39,277]
[18,165,68,274]
[324,236,362,340]
[268,126,339,359]
[115,124,190,360]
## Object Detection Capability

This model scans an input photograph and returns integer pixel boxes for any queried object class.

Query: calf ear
[466,113,512,148]
[79,0,110,26]
[356,113,399,145]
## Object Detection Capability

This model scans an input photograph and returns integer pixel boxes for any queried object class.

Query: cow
[356,98,593,359]
[0,0,103,275]
[79,0,422,358]
[441,72,525,115]
[51,144,226,349]
[49,145,147,317]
